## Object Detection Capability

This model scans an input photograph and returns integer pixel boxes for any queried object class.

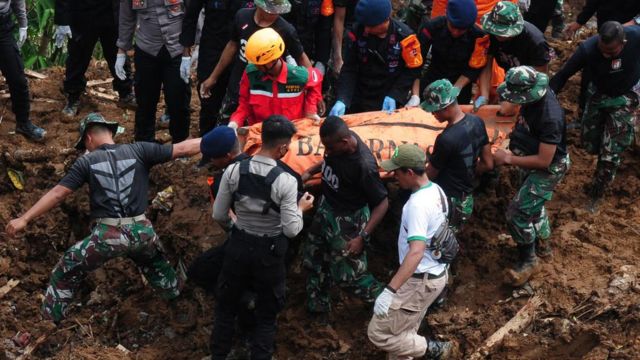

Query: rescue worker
[550,21,640,211]
[301,116,388,320]
[474,1,550,116]
[230,28,323,128]
[367,144,453,360]
[0,0,46,141]
[523,0,556,33]
[329,0,423,115]
[5,113,202,323]
[199,0,312,120]
[494,66,569,286]
[421,79,494,233]
[416,0,485,105]
[180,0,253,136]
[54,0,134,117]
[211,115,314,360]
[116,0,191,143]
[565,0,640,36]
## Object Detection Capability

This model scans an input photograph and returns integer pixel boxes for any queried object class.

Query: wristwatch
[359,229,371,241]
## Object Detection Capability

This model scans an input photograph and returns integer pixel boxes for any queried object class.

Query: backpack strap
[261,166,285,215]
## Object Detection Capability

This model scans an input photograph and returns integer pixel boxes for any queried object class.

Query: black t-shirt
[576,0,640,28]
[333,0,358,27]
[321,133,388,213]
[430,114,489,198]
[59,143,173,219]
[488,21,550,70]
[516,90,567,163]
[550,26,640,97]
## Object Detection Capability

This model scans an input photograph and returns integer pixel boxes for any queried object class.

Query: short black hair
[398,167,426,176]
[262,115,297,148]
[319,115,350,139]
[599,21,625,44]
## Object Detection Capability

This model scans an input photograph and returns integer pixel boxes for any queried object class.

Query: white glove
[285,55,297,66]
[180,56,192,84]
[405,94,421,108]
[373,287,395,317]
[54,25,72,48]
[314,62,326,76]
[115,53,127,80]
[17,27,27,48]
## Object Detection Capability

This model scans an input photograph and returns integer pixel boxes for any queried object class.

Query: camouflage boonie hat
[254,0,291,14]
[75,113,121,150]
[481,1,524,37]
[380,144,426,171]
[420,79,461,112]
[497,66,549,104]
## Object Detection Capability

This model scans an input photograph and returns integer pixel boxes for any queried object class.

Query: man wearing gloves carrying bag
[54,0,135,117]
[367,144,454,360]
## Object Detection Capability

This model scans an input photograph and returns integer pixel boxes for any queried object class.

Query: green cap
[380,144,426,171]
[254,0,291,14]
[497,66,549,104]
[420,79,460,112]
[481,1,524,38]
[75,113,120,150]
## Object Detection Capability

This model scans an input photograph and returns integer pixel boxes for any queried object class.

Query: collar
[253,154,278,165]
[412,182,433,193]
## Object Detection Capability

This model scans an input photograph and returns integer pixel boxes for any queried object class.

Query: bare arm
[425,163,439,180]
[297,52,313,68]
[478,56,493,99]
[475,144,494,174]
[6,185,74,237]
[495,142,556,170]
[207,41,239,83]
[171,138,202,159]
[387,240,426,291]
[364,197,388,235]
[453,75,471,90]
[332,7,347,72]
[301,160,324,182]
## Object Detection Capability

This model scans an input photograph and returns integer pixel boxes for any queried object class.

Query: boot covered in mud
[505,243,539,287]
[587,180,605,213]
[424,339,453,359]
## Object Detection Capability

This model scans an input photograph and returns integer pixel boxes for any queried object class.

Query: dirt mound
[2,20,640,360]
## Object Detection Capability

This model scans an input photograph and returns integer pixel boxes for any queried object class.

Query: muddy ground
[1,1,640,359]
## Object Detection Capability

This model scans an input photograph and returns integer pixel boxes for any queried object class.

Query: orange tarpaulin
[240,106,516,180]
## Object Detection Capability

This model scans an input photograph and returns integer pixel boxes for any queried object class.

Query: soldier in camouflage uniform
[421,79,494,233]
[5,113,202,323]
[550,21,640,211]
[494,66,569,287]
[301,116,389,317]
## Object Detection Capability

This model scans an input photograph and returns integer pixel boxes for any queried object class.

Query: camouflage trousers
[582,86,639,192]
[449,194,473,234]
[303,198,383,313]
[42,219,181,323]
[506,155,570,246]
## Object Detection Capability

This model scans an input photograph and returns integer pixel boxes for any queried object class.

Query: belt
[411,269,446,280]
[96,214,147,226]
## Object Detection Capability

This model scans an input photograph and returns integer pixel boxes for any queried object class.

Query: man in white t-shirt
[367,144,454,360]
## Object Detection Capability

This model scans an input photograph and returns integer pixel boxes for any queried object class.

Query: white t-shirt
[398,182,448,275]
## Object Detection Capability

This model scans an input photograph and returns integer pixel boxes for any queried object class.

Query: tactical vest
[232,158,284,215]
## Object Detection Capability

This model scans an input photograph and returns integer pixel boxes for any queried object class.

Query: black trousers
[134,46,190,143]
[64,22,133,99]
[211,229,287,360]
[0,16,29,125]
[524,0,556,33]
[196,53,230,136]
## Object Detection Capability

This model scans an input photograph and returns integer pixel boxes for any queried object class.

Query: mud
[2,4,640,358]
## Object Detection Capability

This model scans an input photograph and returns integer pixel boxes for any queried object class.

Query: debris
[24,70,47,80]
[7,169,24,190]
[12,331,32,348]
[116,344,131,354]
[469,295,543,360]
[16,333,49,360]
[151,186,174,212]
[608,265,637,295]
[88,89,118,102]
[0,279,20,299]
[87,78,114,87]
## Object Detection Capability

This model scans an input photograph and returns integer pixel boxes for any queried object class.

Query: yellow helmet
[245,28,285,65]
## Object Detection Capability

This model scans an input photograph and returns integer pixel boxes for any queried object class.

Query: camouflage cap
[254,0,291,14]
[380,144,426,171]
[481,1,524,38]
[420,79,461,112]
[497,66,549,105]
[75,113,121,150]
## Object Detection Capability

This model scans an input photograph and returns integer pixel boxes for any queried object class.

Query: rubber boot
[62,93,80,117]
[535,237,552,259]
[587,181,605,213]
[505,243,539,287]
[16,121,46,142]
[425,339,453,359]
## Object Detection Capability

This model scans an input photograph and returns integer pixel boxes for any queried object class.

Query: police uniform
[337,19,422,113]
[286,0,332,64]
[118,0,191,143]
[211,155,303,360]
[180,0,253,136]
[55,0,133,109]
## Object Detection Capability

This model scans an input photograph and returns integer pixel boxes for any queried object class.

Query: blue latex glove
[473,96,487,113]
[382,96,396,114]
[329,101,346,116]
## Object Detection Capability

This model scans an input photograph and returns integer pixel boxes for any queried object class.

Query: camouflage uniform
[506,154,570,245]
[449,194,473,234]
[42,220,180,322]
[303,198,384,313]
[581,84,639,196]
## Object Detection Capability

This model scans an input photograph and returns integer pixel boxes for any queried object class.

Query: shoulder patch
[400,34,423,69]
